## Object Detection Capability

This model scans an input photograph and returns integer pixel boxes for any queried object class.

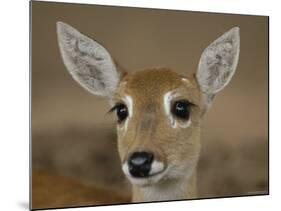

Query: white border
[0,0,278,211]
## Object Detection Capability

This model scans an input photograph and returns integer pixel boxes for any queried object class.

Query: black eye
[172,100,192,120]
[110,103,128,123]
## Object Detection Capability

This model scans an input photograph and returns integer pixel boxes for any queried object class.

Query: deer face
[112,69,202,186]
[56,22,239,187]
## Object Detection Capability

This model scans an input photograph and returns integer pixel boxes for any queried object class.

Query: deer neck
[131,168,197,202]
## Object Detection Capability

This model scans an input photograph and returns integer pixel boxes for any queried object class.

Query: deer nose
[128,152,154,178]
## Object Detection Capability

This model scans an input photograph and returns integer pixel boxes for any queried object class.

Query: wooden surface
[32,169,131,210]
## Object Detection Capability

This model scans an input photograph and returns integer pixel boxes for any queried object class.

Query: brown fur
[56,23,240,202]
[112,67,203,201]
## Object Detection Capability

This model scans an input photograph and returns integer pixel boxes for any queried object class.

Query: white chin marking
[163,91,191,129]
[129,172,165,187]
[122,161,165,186]
[150,161,165,175]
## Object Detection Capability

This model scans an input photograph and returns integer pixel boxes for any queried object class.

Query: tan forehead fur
[115,67,201,107]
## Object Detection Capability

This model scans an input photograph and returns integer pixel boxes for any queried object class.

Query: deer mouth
[122,162,167,186]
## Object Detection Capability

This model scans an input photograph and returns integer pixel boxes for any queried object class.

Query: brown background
[31,1,268,209]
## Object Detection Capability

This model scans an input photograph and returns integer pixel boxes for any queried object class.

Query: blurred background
[31,1,268,209]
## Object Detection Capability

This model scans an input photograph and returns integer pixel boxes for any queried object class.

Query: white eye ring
[163,91,192,129]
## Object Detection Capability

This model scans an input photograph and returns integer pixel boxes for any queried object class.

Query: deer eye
[110,103,128,123]
[172,100,192,120]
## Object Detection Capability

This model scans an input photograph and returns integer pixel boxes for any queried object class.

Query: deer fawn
[56,22,240,202]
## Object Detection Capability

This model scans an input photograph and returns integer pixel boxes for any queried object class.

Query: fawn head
[57,22,240,187]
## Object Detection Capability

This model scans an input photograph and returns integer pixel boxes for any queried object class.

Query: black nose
[128,152,154,178]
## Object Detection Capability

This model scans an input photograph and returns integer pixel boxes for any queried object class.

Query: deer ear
[56,22,120,97]
[196,27,240,109]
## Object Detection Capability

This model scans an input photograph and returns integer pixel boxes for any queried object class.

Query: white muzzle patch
[122,160,165,186]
